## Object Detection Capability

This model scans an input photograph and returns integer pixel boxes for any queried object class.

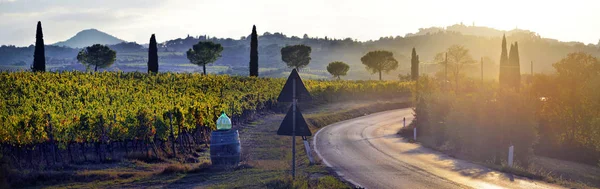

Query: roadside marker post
[277,69,313,179]
[403,117,406,128]
[413,127,417,141]
[303,136,314,163]
[508,145,514,167]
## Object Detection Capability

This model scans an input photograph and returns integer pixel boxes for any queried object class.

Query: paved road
[314,108,563,189]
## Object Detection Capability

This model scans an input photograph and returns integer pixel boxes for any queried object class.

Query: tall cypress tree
[498,34,508,86]
[32,21,45,72]
[508,43,517,90]
[512,42,521,91]
[148,34,159,73]
[410,47,419,80]
[249,25,259,76]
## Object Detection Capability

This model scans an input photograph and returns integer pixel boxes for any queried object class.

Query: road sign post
[292,78,296,178]
[277,69,313,180]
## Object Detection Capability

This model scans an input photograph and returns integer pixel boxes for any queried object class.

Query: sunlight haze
[0,0,599,46]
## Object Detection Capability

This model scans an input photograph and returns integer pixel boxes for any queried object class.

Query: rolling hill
[52,29,125,48]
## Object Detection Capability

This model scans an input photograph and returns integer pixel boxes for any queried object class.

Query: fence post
[169,112,176,157]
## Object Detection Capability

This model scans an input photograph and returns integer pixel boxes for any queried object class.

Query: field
[0,71,411,173]
[0,71,411,188]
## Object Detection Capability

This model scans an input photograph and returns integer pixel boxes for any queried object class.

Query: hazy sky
[1,0,599,46]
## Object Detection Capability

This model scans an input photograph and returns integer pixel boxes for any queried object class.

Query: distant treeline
[2,24,599,79]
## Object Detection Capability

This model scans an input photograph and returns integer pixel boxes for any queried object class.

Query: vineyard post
[111,114,116,160]
[46,114,57,164]
[152,113,158,158]
[169,112,176,157]
[98,115,105,162]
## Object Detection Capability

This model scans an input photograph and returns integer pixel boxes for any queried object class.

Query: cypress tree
[249,25,259,76]
[410,47,419,80]
[508,43,518,90]
[498,34,508,87]
[148,34,159,73]
[32,21,46,72]
[513,42,521,91]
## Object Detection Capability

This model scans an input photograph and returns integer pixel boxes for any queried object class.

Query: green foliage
[0,71,412,145]
[186,41,224,75]
[413,78,538,165]
[326,61,349,80]
[32,21,45,72]
[532,52,600,164]
[281,45,311,70]
[433,45,476,90]
[413,52,600,167]
[360,50,398,81]
[77,44,117,72]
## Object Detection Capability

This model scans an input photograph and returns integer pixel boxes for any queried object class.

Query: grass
[305,101,412,131]
[160,162,211,175]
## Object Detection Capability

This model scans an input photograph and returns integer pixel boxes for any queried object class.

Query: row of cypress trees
[499,34,521,90]
[30,21,260,76]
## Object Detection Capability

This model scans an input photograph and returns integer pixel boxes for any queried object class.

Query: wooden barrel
[210,129,241,166]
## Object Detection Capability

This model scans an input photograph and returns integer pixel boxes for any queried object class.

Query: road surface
[314,108,563,189]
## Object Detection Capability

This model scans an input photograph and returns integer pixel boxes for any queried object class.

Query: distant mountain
[53,29,125,48]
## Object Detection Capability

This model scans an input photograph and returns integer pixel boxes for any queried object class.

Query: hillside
[1,24,599,80]
[53,29,125,48]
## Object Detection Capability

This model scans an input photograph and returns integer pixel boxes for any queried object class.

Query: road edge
[312,108,414,189]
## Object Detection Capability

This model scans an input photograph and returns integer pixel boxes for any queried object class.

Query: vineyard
[0,71,412,167]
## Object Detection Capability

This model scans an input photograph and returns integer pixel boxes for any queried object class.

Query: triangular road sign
[277,105,312,136]
[277,69,312,102]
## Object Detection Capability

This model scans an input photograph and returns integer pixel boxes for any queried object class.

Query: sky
[0,0,599,46]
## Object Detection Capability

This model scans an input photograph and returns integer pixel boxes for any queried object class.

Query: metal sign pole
[292,77,296,179]
[276,69,312,179]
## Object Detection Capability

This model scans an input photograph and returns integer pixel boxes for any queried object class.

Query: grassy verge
[305,101,412,131]
[5,99,410,188]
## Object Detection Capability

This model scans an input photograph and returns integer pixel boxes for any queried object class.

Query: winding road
[314,108,563,189]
